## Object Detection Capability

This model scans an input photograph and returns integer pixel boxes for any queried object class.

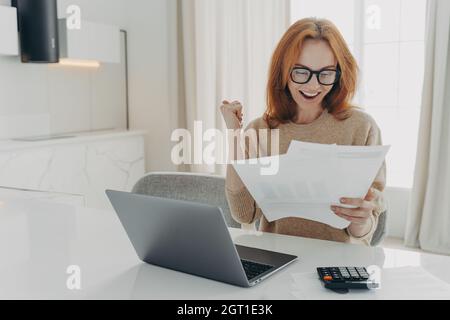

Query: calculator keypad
[316,266,376,291]
[317,266,370,281]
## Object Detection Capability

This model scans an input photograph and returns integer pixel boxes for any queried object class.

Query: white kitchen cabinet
[0,130,146,209]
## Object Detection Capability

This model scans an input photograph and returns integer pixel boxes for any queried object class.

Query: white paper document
[232,140,390,229]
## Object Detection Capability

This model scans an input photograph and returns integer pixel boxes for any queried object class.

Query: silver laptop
[105,189,298,287]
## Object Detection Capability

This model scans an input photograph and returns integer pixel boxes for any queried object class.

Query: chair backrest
[131,172,388,244]
[370,186,391,246]
[131,172,240,229]
[371,210,387,246]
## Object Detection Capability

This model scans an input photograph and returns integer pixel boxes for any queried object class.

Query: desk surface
[1,194,449,300]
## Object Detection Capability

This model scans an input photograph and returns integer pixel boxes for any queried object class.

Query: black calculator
[317,267,378,293]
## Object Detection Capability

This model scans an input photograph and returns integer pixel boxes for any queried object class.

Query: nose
[304,74,321,90]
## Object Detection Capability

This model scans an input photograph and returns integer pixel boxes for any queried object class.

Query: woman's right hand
[220,100,243,130]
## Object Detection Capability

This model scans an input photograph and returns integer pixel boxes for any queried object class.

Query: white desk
[1,194,449,300]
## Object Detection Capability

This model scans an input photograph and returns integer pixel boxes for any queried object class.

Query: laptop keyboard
[241,259,274,280]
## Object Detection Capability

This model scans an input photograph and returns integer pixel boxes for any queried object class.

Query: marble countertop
[0,129,147,152]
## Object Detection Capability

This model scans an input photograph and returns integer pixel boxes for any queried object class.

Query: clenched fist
[219,100,244,130]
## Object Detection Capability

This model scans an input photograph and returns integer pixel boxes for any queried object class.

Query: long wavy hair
[264,18,358,128]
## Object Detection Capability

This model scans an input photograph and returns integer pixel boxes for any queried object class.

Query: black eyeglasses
[290,66,340,86]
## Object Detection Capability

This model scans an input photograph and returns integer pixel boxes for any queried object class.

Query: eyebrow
[294,63,337,69]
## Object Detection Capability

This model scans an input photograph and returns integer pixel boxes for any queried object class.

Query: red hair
[265,18,358,128]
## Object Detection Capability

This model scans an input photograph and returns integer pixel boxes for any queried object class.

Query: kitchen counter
[0,129,147,152]
[0,129,146,209]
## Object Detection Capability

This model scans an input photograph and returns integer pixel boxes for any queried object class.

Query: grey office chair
[131,172,241,228]
[131,172,387,245]
[371,210,387,246]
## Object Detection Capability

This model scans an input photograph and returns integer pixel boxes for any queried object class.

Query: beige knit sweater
[225,108,386,246]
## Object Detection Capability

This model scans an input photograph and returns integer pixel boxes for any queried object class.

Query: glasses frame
[290,66,341,86]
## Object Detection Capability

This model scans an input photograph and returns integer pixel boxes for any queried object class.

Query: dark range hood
[12,0,59,63]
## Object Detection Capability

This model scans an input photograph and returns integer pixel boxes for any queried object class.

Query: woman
[220,18,386,246]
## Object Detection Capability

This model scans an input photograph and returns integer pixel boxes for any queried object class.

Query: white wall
[58,0,178,172]
[0,0,127,138]
[0,0,178,172]
[124,0,178,172]
[385,187,410,239]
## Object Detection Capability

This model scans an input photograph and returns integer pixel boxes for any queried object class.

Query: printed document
[232,141,390,229]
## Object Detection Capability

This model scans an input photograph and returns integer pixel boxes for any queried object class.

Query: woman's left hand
[331,188,379,236]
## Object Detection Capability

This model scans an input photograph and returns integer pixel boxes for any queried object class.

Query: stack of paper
[232,141,390,229]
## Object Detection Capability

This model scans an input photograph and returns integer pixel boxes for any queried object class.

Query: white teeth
[300,91,319,97]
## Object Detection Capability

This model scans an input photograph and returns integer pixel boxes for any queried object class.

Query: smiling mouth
[300,90,320,100]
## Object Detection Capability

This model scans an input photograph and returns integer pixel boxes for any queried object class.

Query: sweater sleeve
[225,120,265,225]
[347,122,387,246]
[225,166,263,224]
